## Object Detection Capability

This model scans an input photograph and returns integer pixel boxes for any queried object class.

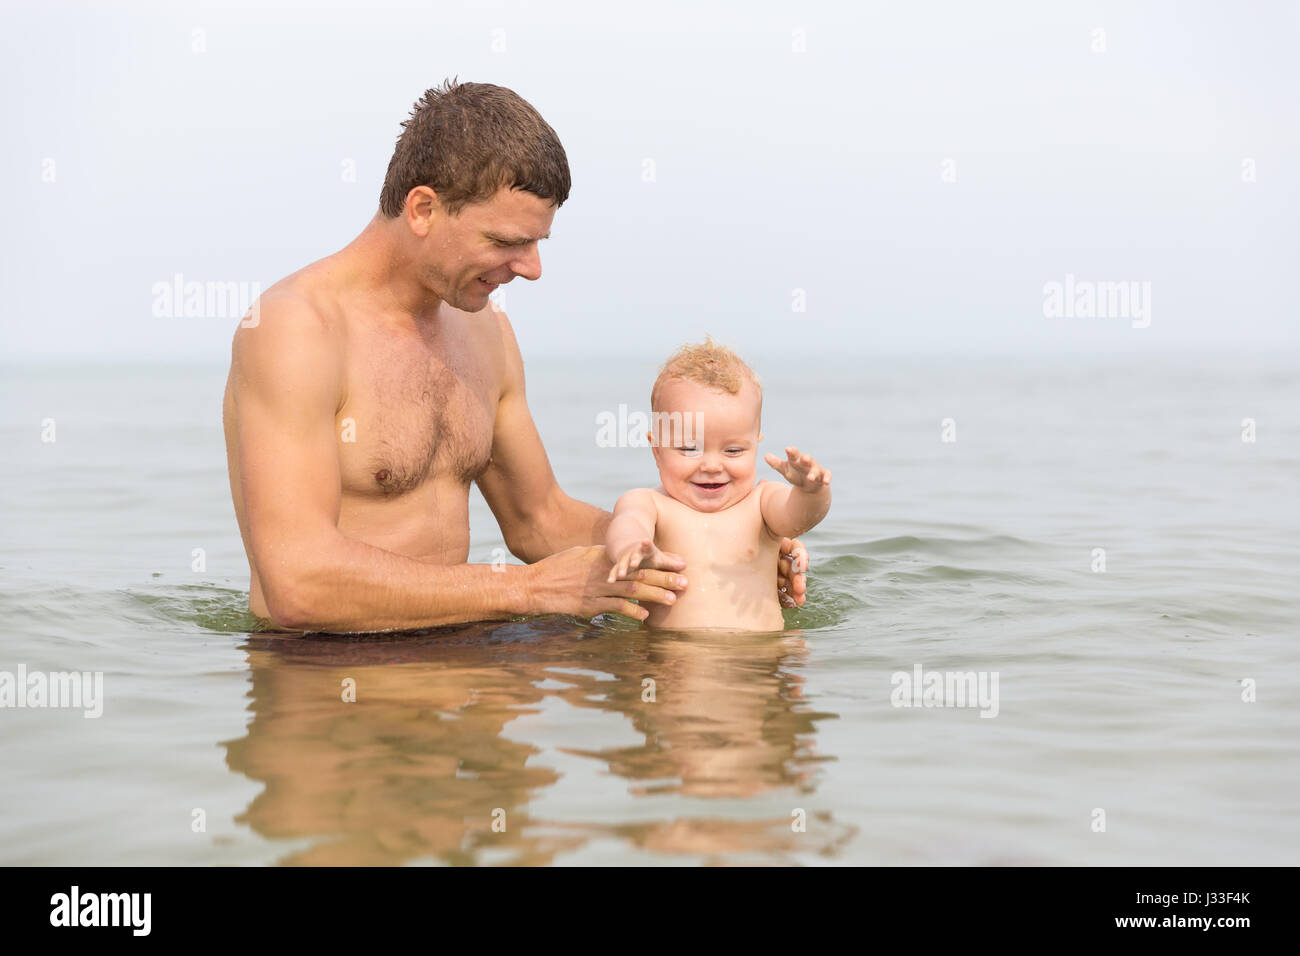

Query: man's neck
[337,213,446,322]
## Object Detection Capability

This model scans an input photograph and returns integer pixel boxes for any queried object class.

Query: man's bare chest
[335,336,500,498]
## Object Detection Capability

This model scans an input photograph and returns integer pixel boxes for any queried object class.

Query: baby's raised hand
[608,537,671,584]
[765,446,832,493]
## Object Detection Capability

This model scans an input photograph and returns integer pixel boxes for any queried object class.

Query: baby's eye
[725,448,744,455]
[679,446,702,458]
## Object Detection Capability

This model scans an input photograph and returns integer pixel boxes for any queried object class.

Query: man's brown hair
[379,78,571,218]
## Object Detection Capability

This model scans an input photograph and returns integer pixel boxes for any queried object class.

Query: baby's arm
[605,489,681,583]
[760,446,832,539]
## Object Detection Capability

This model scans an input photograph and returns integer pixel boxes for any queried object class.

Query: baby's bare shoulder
[613,487,661,515]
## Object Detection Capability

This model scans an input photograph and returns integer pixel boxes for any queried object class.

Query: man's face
[649,378,763,513]
[414,185,556,312]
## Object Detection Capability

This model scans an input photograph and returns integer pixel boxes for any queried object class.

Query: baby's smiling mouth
[693,481,728,490]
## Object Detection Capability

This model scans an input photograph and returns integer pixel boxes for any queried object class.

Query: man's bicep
[476,376,562,522]
[231,297,345,603]
[475,309,563,520]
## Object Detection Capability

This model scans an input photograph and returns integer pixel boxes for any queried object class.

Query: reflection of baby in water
[225,622,848,864]
[605,339,832,631]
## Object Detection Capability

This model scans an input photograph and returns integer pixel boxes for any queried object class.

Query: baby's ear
[758,432,764,442]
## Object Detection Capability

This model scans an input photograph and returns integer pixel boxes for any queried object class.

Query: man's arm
[231,295,659,631]
[474,307,616,561]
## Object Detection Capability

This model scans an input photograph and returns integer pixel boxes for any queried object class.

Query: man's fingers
[790,568,807,597]
[772,535,807,609]
[784,537,810,571]
[643,549,687,572]
[617,576,683,607]
[633,567,688,590]
[625,584,676,608]
[600,599,649,621]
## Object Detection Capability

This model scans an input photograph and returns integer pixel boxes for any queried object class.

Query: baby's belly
[646,561,785,632]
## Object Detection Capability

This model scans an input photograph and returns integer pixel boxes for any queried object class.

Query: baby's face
[649,378,762,513]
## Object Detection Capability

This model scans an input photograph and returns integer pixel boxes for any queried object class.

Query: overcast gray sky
[4,0,1297,363]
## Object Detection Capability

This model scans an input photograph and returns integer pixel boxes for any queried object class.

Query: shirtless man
[221,79,807,633]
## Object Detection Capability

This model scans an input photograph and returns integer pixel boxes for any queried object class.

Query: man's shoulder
[229,277,346,399]
[479,301,518,346]
[259,264,345,328]
[467,302,522,389]
[236,272,344,347]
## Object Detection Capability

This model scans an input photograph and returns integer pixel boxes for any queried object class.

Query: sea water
[1,352,1296,865]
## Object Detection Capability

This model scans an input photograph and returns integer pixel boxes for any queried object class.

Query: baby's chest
[654,495,776,571]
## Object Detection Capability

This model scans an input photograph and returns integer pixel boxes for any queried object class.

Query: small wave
[121,584,265,634]
[859,534,1046,558]
[887,565,1044,585]
[783,570,870,630]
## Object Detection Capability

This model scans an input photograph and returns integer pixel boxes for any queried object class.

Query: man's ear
[405,186,439,237]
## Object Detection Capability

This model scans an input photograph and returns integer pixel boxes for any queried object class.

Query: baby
[605,340,831,631]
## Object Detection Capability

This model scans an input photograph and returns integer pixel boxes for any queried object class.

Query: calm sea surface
[1,352,1297,865]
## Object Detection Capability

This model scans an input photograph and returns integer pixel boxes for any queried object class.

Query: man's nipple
[375,468,391,483]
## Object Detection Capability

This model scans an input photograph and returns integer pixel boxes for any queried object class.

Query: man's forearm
[270,535,534,633]
[508,491,612,562]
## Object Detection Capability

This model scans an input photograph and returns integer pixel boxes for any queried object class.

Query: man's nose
[511,243,542,281]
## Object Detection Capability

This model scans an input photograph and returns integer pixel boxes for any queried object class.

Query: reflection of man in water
[224,623,847,865]
[221,78,807,633]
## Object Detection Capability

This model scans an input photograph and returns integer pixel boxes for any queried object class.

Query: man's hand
[606,537,686,584]
[528,545,688,622]
[778,537,809,608]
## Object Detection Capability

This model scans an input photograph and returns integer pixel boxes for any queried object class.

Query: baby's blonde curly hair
[650,335,762,411]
